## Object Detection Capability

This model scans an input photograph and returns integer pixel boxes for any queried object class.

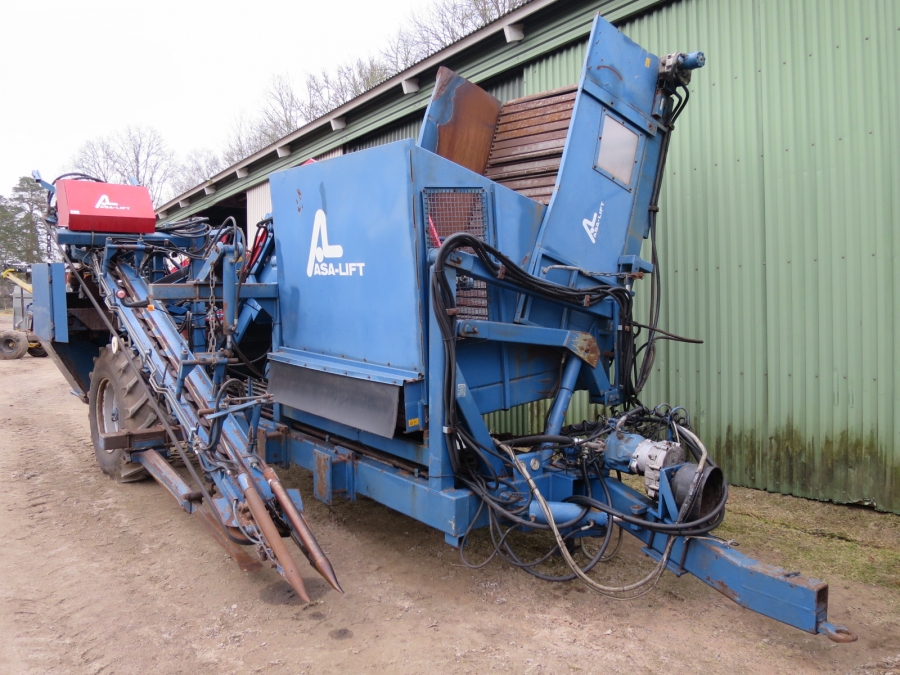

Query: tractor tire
[88,345,158,483]
[27,345,48,358]
[0,330,28,360]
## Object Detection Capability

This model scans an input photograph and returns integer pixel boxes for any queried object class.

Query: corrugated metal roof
[158,0,669,219]
[488,0,900,513]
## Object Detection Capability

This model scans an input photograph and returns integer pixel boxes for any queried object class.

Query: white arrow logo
[95,194,129,210]
[582,201,604,244]
[307,209,344,276]
[305,209,364,277]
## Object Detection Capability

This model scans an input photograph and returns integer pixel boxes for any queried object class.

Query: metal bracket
[455,319,600,367]
[313,445,357,505]
[99,424,182,451]
[134,448,203,513]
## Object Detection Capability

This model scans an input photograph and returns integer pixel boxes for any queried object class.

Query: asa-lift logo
[306,209,365,277]
[94,195,130,210]
[582,201,604,244]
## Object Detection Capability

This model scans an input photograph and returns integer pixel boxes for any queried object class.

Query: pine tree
[0,178,44,269]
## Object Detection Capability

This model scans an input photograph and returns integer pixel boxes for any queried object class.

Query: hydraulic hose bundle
[430,227,725,595]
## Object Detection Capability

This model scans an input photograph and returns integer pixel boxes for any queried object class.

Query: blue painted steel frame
[30,12,849,641]
[255,14,844,638]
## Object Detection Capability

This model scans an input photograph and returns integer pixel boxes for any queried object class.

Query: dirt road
[1,328,898,674]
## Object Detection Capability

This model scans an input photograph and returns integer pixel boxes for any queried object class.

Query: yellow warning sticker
[408,418,420,427]
[645,57,651,68]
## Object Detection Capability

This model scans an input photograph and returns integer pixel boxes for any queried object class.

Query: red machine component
[55,180,156,234]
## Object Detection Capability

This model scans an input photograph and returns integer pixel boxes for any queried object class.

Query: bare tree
[223,57,392,163]
[71,125,176,205]
[259,74,307,142]
[79,0,530,201]
[383,0,527,71]
[222,111,273,166]
[170,148,225,196]
[69,138,120,184]
[224,0,526,166]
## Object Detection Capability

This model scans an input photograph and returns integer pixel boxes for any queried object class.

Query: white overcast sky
[0,0,435,194]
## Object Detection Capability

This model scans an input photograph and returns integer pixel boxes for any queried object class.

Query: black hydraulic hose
[630,320,703,344]
[671,83,690,123]
[566,490,727,536]
[156,265,190,285]
[502,459,614,581]
[430,233,632,480]
[120,298,151,308]
[505,434,577,447]
[45,173,106,207]
[232,340,266,380]
[156,216,211,237]
[52,172,104,184]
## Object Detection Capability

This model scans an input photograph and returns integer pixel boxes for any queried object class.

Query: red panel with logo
[55,180,157,233]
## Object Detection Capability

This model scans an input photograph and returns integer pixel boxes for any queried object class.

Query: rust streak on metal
[315,451,330,503]
[242,479,311,603]
[262,464,343,594]
[98,424,182,450]
[434,67,501,175]
[572,333,600,367]
[595,64,623,80]
[710,578,742,604]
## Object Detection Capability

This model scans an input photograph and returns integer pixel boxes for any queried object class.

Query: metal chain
[207,267,217,353]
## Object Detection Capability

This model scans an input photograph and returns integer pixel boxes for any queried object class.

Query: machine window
[596,115,639,185]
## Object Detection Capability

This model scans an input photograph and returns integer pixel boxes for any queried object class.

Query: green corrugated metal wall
[484,71,526,104]
[523,40,586,94]
[346,116,422,152]
[487,0,900,513]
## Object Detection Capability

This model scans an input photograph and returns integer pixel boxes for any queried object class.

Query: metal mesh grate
[423,189,486,245]
[424,189,489,321]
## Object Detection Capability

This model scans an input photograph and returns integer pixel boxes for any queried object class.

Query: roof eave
[157,0,559,214]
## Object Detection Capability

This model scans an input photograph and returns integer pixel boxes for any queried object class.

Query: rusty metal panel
[431,67,503,175]
[485,87,576,204]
